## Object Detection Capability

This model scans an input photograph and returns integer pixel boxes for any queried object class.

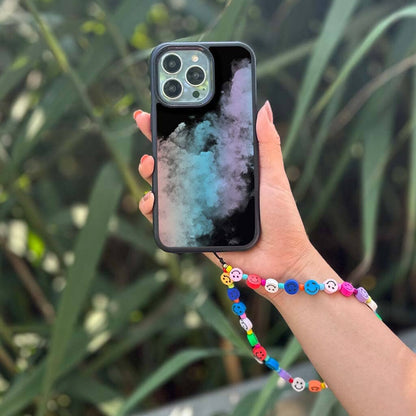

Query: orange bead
[299,284,304,291]
[308,380,322,392]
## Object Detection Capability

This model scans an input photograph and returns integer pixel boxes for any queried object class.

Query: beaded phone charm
[213,252,381,393]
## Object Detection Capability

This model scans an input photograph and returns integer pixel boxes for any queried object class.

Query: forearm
[272,247,416,416]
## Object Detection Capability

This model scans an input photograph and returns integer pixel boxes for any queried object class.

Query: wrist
[282,242,342,284]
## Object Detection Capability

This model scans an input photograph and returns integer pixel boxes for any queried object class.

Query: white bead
[239,317,253,331]
[291,377,306,392]
[366,298,378,312]
[323,278,338,294]
[265,278,279,293]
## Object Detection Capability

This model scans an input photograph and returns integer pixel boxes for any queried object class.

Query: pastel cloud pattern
[157,59,253,247]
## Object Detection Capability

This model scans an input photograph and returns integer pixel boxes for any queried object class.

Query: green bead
[247,332,258,346]
[376,312,382,320]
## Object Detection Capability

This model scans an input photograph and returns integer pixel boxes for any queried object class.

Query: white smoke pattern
[157,59,253,247]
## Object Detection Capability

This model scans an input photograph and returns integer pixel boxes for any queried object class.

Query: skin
[134,102,416,415]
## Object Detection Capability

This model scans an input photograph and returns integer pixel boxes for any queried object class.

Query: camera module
[162,54,182,74]
[162,79,183,99]
[186,66,206,86]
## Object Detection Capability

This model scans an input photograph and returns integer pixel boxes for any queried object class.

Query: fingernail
[264,100,273,124]
[133,109,143,120]
[143,191,151,201]
[140,154,149,164]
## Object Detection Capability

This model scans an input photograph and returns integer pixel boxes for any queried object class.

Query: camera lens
[186,66,205,86]
[162,54,182,74]
[162,79,183,99]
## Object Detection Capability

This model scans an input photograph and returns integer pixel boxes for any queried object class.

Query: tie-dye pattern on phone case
[151,43,259,252]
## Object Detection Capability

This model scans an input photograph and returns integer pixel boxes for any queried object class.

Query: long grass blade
[61,375,123,416]
[116,349,223,416]
[248,336,303,416]
[283,0,359,159]
[199,0,250,41]
[37,163,123,415]
[311,5,416,119]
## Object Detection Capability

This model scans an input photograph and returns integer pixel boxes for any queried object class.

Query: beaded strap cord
[213,252,381,393]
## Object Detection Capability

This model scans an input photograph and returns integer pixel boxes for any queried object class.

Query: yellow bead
[220,273,232,285]
[321,382,326,389]
[226,265,232,272]
[365,296,372,304]
[247,329,253,335]
[228,283,235,288]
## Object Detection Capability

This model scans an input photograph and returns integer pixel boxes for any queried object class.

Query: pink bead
[261,278,266,286]
[240,313,247,319]
[340,282,354,297]
[229,267,243,282]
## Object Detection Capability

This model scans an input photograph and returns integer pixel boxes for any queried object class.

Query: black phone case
[150,41,259,252]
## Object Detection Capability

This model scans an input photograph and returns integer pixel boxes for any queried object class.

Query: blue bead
[304,279,320,295]
[242,274,248,280]
[319,283,325,291]
[232,302,246,316]
[284,279,299,295]
[227,287,240,301]
[265,357,280,371]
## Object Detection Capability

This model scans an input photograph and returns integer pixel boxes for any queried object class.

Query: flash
[191,55,199,62]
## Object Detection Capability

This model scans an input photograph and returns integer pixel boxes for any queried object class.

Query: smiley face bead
[340,282,354,297]
[304,279,320,295]
[232,302,246,316]
[291,377,306,392]
[229,267,243,282]
[252,345,267,361]
[308,380,322,392]
[240,317,253,331]
[247,274,261,289]
[355,287,369,303]
[323,278,338,294]
[265,278,279,293]
[227,287,240,301]
[284,279,299,295]
[220,273,232,285]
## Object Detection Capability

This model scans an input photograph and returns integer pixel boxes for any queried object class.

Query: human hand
[135,101,336,302]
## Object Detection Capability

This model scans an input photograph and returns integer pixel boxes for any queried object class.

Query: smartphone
[149,41,259,252]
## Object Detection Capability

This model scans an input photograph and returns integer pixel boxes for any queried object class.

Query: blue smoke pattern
[157,59,253,247]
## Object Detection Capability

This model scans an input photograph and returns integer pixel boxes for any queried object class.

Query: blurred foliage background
[1,0,416,415]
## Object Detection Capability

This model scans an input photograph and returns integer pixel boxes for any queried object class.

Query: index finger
[133,110,152,141]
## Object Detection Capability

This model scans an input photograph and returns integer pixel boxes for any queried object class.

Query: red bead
[252,345,267,361]
[247,274,261,289]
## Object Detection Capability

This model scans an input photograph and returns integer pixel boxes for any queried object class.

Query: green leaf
[283,0,359,159]
[311,5,416,119]
[200,0,250,42]
[257,40,315,79]
[38,163,123,415]
[7,0,155,176]
[0,43,42,102]
[248,335,303,416]
[196,296,249,354]
[61,374,123,416]
[116,349,223,416]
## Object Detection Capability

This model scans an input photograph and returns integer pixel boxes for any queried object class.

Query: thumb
[256,101,290,191]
